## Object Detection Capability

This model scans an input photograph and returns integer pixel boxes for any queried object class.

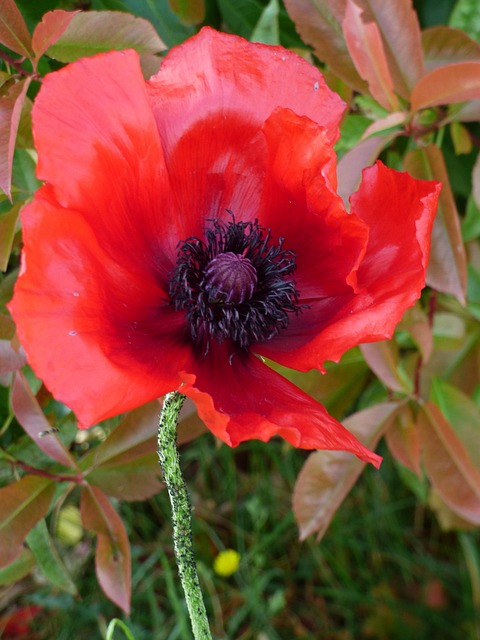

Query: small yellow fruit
[56,505,83,546]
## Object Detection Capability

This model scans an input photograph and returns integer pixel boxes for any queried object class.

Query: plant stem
[157,392,212,640]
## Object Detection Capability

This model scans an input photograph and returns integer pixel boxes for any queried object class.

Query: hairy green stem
[157,392,212,639]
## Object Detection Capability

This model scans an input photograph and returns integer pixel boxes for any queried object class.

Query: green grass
[13,434,478,639]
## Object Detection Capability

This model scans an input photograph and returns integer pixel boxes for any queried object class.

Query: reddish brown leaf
[0,339,25,374]
[80,399,206,500]
[411,62,480,111]
[31,10,79,60]
[343,0,399,110]
[422,26,480,73]
[385,404,421,475]
[168,0,205,25]
[80,400,161,471]
[293,402,400,540]
[430,379,480,468]
[360,341,413,394]
[404,146,467,304]
[0,475,54,568]
[352,0,424,98]
[337,131,399,207]
[429,491,478,532]
[398,304,433,362]
[81,486,131,613]
[11,372,78,470]
[0,77,31,199]
[360,111,406,140]
[46,11,166,62]
[418,402,480,525]
[86,455,162,502]
[0,0,32,57]
[283,0,368,92]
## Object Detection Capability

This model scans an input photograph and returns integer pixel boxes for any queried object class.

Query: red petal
[257,108,369,300]
[9,188,191,427]
[156,110,268,241]
[179,344,381,467]
[259,161,440,371]
[147,27,345,154]
[32,49,179,276]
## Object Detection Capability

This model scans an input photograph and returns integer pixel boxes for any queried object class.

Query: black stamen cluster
[169,215,302,354]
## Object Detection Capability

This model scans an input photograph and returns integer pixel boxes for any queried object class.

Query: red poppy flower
[0,605,42,638]
[9,28,440,468]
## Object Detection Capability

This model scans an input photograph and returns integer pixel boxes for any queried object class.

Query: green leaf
[92,0,194,47]
[463,195,480,242]
[168,0,205,25]
[81,486,131,614]
[0,475,55,568]
[0,548,35,586]
[106,619,137,640]
[450,0,480,43]
[473,150,480,208]
[467,265,480,321]
[0,77,32,199]
[335,114,372,156]
[46,11,166,62]
[251,0,280,45]
[12,148,40,196]
[450,121,473,154]
[26,519,77,595]
[0,0,33,57]
[218,0,267,40]
[0,201,20,271]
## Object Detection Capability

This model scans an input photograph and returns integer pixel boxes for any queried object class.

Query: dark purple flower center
[169,216,302,354]
[203,252,257,304]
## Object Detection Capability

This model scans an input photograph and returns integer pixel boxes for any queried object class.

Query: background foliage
[1,0,480,638]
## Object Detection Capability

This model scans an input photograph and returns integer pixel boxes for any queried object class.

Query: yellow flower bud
[213,549,241,577]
